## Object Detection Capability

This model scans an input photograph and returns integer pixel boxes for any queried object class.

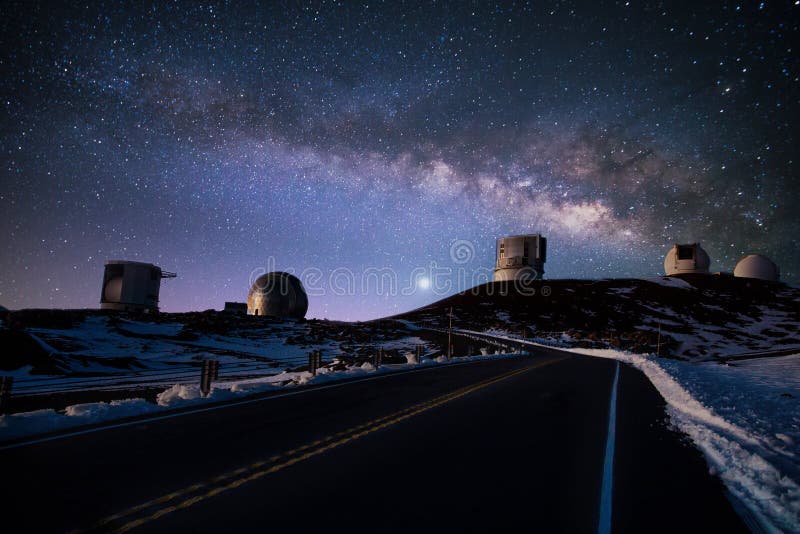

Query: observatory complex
[247,272,309,318]
[493,234,547,282]
[664,243,711,276]
[100,260,176,312]
[663,244,781,282]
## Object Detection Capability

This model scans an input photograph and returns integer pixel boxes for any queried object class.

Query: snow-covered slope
[395,276,800,361]
[0,310,430,384]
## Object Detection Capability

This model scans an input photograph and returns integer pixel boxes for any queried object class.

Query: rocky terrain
[1,275,797,383]
[394,275,800,361]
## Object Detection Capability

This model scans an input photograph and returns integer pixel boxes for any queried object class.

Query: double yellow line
[76,357,559,533]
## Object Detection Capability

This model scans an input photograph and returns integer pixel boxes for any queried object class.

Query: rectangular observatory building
[100,260,176,312]
[493,234,547,282]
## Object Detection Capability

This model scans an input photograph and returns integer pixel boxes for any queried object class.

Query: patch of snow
[117,320,184,337]
[495,310,511,322]
[564,347,800,533]
[156,384,203,406]
[610,287,635,295]
[393,319,423,331]
[734,355,800,389]
[64,399,155,419]
[642,276,694,289]
[0,399,160,441]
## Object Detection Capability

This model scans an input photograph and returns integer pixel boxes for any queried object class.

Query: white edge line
[598,360,620,534]
[0,354,542,452]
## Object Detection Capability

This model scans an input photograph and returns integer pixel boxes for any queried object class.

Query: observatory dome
[734,254,780,281]
[247,272,308,318]
[664,243,710,276]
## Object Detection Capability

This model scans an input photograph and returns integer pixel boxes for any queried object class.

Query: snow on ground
[0,351,524,444]
[31,316,186,362]
[564,347,800,533]
[642,276,694,289]
[21,315,433,382]
[116,320,185,337]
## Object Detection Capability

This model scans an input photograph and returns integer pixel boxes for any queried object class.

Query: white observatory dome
[664,243,710,276]
[733,254,780,281]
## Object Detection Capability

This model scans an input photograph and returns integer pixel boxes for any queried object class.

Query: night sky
[1,1,798,320]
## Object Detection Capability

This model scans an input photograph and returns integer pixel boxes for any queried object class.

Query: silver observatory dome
[247,272,308,318]
[734,254,780,282]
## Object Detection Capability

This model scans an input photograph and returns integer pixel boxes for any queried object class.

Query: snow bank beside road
[0,352,523,444]
[566,348,800,533]
[0,400,161,442]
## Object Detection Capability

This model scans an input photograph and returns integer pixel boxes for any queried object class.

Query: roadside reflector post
[0,376,13,414]
[200,360,212,397]
[316,350,322,371]
[309,351,317,376]
[447,306,453,360]
[657,321,662,357]
[210,359,220,381]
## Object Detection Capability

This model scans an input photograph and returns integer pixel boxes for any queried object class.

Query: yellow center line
[79,357,560,533]
[75,399,441,532]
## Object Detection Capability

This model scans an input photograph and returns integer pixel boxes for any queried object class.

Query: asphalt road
[1,352,746,533]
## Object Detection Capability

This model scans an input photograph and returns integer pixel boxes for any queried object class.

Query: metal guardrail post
[447,307,453,360]
[0,376,13,414]
[372,347,383,368]
[200,361,212,397]
[309,351,318,376]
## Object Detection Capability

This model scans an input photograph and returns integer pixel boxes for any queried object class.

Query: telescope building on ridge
[493,234,547,282]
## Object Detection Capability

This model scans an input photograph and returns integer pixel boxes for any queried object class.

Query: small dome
[664,243,710,276]
[734,254,780,281]
[247,272,308,318]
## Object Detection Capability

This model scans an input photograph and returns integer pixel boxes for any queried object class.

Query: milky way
[1,1,798,319]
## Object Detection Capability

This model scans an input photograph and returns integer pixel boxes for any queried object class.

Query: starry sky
[1,1,798,320]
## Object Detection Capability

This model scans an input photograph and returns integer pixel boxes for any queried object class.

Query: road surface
[1,351,746,533]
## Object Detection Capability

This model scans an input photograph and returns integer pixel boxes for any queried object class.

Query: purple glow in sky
[1,1,798,320]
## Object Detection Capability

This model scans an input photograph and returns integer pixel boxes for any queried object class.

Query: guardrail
[3,344,440,400]
[8,354,319,397]
[2,327,562,406]
[426,326,569,354]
